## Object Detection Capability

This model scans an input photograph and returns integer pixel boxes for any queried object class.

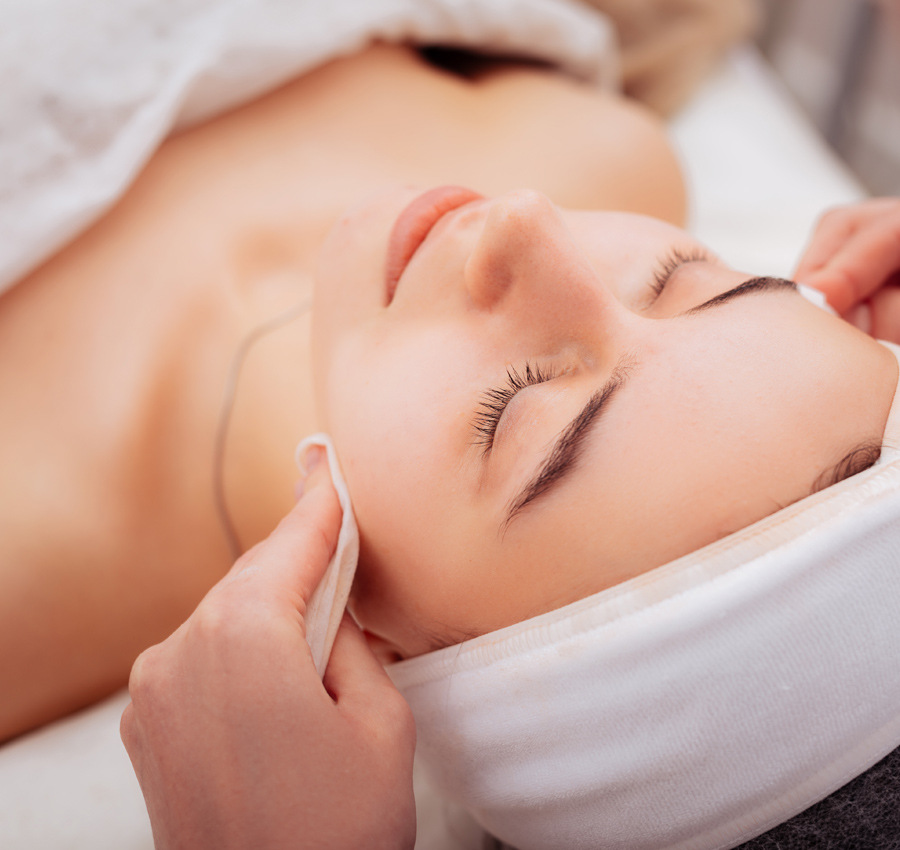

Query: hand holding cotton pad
[797,282,838,315]
[295,434,359,678]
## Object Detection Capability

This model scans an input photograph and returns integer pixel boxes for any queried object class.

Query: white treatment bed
[0,46,865,850]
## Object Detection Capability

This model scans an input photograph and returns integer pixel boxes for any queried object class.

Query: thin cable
[212,297,312,560]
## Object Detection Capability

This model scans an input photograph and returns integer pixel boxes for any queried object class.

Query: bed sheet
[670,47,865,276]
[0,47,867,850]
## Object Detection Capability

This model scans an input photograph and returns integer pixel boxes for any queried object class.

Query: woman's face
[313,187,897,658]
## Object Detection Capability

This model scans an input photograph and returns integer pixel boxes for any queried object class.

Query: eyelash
[473,362,557,454]
[650,246,710,299]
[470,247,707,454]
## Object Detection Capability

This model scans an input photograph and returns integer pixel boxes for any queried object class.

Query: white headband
[389,341,900,850]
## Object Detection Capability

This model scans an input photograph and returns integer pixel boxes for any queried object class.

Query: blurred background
[758,0,900,194]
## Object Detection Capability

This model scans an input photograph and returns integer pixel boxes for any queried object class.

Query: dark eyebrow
[682,276,798,315]
[500,278,794,532]
[502,359,632,531]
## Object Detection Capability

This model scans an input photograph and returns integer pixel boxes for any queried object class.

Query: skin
[795,198,900,334]
[123,452,417,850]
[0,43,684,741]
[116,196,900,847]
[1,37,895,743]
[313,188,899,658]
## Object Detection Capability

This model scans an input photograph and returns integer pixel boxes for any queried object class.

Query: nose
[463,191,625,341]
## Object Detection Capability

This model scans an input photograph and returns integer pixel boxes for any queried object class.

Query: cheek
[563,212,692,305]
[320,327,476,556]
[316,319,575,651]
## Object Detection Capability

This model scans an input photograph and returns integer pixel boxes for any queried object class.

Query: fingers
[217,449,343,614]
[324,614,412,731]
[794,206,858,282]
[794,200,900,315]
[868,285,900,344]
[324,613,393,697]
[120,700,139,764]
[795,198,898,278]
[122,446,346,767]
[795,198,900,279]
[802,217,900,315]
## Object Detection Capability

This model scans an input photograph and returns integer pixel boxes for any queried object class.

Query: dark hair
[811,441,884,494]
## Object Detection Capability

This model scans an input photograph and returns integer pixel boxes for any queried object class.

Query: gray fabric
[736,742,900,850]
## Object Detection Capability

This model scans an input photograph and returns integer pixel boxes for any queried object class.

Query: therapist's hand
[794,198,900,341]
[121,450,416,850]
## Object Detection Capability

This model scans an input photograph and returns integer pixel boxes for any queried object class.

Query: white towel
[0,0,616,297]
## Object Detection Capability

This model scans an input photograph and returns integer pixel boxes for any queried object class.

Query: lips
[384,185,484,304]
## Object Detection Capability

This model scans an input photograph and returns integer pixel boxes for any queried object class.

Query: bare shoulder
[0,239,234,741]
[471,62,687,226]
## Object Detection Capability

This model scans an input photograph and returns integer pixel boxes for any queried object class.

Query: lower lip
[384,185,484,304]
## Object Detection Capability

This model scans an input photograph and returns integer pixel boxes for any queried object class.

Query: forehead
[500,299,876,552]
[562,210,694,273]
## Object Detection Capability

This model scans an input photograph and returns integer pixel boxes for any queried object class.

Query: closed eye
[649,246,716,302]
[473,362,557,455]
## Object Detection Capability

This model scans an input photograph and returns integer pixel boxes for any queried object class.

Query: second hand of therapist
[120,447,417,849]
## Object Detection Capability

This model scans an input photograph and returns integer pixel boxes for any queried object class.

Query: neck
[218,241,322,554]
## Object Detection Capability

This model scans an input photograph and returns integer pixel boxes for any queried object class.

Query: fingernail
[307,446,324,472]
[848,302,872,335]
[296,446,327,499]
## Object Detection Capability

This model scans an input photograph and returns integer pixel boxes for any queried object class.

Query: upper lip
[384,186,484,304]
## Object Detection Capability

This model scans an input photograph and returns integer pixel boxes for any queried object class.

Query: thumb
[221,446,342,611]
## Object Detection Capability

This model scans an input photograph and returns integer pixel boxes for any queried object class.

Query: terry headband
[388,342,900,850]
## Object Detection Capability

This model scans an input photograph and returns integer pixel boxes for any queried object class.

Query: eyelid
[503,361,632,529]
[648,246,714,303]
[473,362,557,455]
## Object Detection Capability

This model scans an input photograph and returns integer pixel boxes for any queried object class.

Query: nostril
[463,193,558,308]
[463,247,515,309]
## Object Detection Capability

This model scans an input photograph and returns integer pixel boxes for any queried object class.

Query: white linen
[392,343,900,850]
[0,691,152,850]
[0,0,616,297]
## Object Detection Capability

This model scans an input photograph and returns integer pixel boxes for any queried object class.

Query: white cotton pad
[797,282,838,315]
[295,433,359,679]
